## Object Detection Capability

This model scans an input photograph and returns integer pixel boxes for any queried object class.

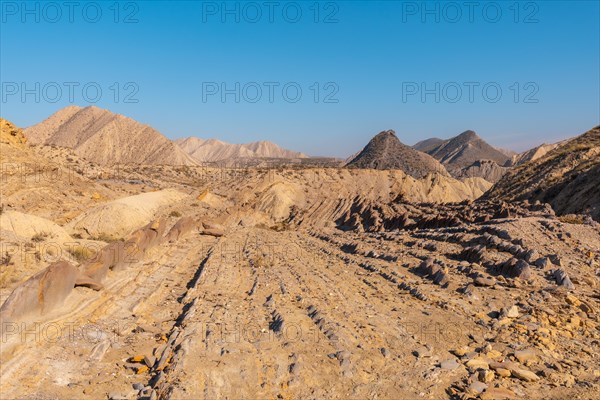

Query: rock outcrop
[0,118,27,147]
[0,261,101,323]
[67,189,188,239]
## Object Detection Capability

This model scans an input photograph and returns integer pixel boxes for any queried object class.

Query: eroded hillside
[1,121,599,400]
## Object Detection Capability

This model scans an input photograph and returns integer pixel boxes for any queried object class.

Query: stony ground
[1,215,599,399]
[1,139,599,400]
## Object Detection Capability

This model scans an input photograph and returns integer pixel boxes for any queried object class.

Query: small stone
[380,347,390,358]
[563,373,576,387]
[511,368,540,382]
[132,383,145,391]
[474,276,496,287]
[467,381,488,395]
[535,257,549,269]
[440,359,460,370]
[565,294,581,307]
[524,249,539,263]
[108,393,128,400]
[568,315,581,328]
[507,305,520,318]
[129,355,145,363]
[466,358,489,370]
[144,355,156,368]
[486,350,503,360]
[514,349,537,364]
[480,387,517,400]
[478,369,495,383]
[413,346,432,358]
[136,365,149,375]
[452,346,471,357]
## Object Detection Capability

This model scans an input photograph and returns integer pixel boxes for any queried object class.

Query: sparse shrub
[72,233,83,239]
[0,271,20,288]
[169,210,182,218]
[1,251,13,266]
[270,221,291,232]
[190,203,199,207]
[68,245,97,263]
[251,255,266,269]
[559,214,585,224]
[31,232,49,242]
[0,204,4,215]
[91,233,121,242]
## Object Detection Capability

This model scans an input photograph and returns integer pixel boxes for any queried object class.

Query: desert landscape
[1,2,599,399]
[0,108,599,400]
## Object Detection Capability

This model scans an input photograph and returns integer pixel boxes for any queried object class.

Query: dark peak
[374,129,397,139]
[456,130,479,141]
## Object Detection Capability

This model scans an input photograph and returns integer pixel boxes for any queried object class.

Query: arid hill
[176,137,306,162]
[505,140,569,167]
[346,130,448,178]
[25,106,198,166]
[417,130,510,172]
[486,125,600,220]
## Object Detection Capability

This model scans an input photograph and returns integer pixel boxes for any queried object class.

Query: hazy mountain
[176,137,307,162]
[486,125,600,220]
[413,137,445,153]
[495,147,518,158]
[416,130,510,171]
[505,140,570,167]
[25,106,198,166]
[346,130,448,178]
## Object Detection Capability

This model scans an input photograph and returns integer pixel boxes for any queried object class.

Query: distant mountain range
[20,106,588,191]
[23,106,307,166]
[346,130,448,178]
[175,137,306,162]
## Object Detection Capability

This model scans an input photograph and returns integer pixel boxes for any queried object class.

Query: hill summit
[417,130,509,170]
[346,130,448,178]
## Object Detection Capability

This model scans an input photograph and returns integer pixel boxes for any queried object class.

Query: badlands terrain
[0,109,599,400]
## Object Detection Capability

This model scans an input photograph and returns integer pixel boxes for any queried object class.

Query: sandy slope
[25,106,198,166]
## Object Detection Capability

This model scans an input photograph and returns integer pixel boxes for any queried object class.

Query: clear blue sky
[1,1,599,157]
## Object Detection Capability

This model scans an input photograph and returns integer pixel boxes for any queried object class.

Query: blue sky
[1,1,599,157]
